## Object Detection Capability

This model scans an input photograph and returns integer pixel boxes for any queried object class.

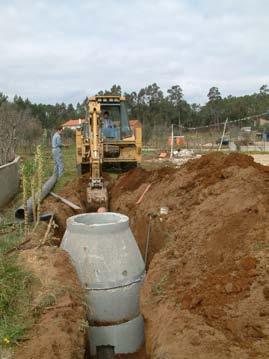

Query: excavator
[75,95,142,210]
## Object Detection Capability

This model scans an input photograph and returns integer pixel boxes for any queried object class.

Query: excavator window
[101,102,132,140]
[120,102,133,138]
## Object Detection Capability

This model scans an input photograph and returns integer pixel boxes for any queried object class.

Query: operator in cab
[103,111,114,129]
[102,111,115,138]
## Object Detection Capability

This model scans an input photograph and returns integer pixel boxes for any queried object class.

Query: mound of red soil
[41,172,114,235]
[110,152,269,359]
[41,174,89,235]
[15,246,86,359]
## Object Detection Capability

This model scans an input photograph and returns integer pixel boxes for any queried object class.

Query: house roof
[62,119,82,127]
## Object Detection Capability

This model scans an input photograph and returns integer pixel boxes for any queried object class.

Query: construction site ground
[113,153,269,358]
[2,151,269,358]
[252,154,269,166]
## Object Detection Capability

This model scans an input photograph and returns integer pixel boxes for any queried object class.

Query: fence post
[218,117,228,151]
[170,124,174,158]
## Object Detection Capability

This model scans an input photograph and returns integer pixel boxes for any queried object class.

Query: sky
[0,0,268,105]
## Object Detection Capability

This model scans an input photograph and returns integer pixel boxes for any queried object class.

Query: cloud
[0,0,268,104]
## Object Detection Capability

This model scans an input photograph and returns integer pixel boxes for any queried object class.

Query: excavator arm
[76,94,142,211]
[86,98,108,211]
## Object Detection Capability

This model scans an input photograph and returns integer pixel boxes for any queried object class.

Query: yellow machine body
[75,95,142,209]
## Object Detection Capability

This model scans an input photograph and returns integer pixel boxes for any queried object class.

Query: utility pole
[170,124,174,158]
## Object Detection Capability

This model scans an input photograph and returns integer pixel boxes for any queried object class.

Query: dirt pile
[41,172,114,234]
[15,246,86,359]
[110,152,269,359]
[41,174,89,234]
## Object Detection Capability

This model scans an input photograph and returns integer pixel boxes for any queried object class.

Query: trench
[46,175,152,359]
[32,153,269,359]
[30,165,175,359]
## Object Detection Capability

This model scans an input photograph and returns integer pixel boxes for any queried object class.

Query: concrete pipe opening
[73,212,126,226]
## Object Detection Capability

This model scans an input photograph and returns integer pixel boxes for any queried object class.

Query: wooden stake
[136,183,152,205]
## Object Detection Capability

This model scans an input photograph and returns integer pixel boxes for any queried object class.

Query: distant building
[62,118,84,130]
[253,116,269,127]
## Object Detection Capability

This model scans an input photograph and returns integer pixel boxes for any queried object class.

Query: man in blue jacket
[52,126,66,177]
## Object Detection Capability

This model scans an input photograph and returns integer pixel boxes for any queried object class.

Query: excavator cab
[100,100,132,140]
[76,95,142,211]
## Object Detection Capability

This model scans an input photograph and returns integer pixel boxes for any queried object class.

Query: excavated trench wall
[37,152,269,358]
[109,153,269,359]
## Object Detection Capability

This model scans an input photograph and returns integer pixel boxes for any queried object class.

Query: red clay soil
[14,246,86,359]
[39,174,147,359]
[115,347,148,358]
[110,152,269,359]
[41,174,89,235]
[41,172,113,235]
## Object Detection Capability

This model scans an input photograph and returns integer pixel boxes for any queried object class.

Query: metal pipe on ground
[15,173,58,220]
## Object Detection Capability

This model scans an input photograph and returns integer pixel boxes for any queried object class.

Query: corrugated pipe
[15,173,58,220]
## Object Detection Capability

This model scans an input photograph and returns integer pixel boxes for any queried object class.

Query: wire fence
[145,113,269,154]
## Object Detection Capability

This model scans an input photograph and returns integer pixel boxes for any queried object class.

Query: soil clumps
[110,152,269,358]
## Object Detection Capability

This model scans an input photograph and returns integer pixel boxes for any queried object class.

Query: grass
[245,151,269,155]
[17,143,77,194]
[0,256,33,348]
[32,292,56,319]
[0,199,24,254]
[0,202,33,351]
[0,143,77,353]
[53,144,77,192]
[253,242,269,251]
[151,274,169,296]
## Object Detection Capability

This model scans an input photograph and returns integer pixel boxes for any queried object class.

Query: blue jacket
[52,132,62,149]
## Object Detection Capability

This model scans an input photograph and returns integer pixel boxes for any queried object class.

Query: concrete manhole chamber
[61,212,145,357]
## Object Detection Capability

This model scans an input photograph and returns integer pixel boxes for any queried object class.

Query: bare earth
[110,153,269,359]
[35,152,269,358]
[252,154,269,166]
[14,246,86,359]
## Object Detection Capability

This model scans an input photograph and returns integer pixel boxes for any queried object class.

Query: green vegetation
[17,143,77,193]
[0,143,76,352]
[253,242,269,251]
[95,84,269,144]
[151,274,169,296]
[0,206,33,350]
[0,202,24,254]
[1,83,269,148]
[0,255,33,347]
[54,144,77,192]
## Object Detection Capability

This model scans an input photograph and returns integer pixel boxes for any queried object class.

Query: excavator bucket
[86,185,108,212]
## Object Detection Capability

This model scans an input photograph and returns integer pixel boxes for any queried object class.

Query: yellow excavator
[75,95,142,210]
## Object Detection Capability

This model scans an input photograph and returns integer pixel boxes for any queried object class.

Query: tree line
[1,83,269,145]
